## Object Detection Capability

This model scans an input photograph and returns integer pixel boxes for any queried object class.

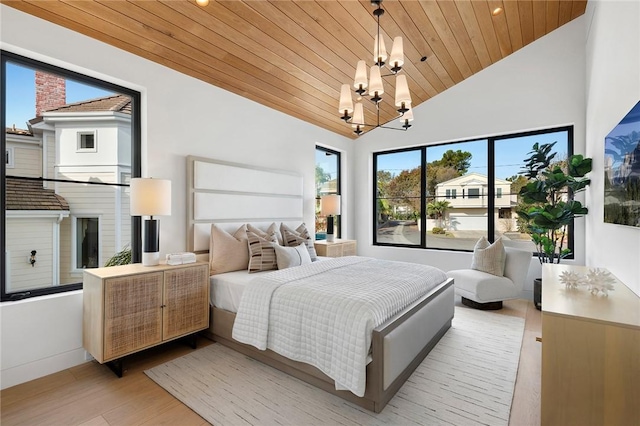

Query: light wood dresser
[541,264,640,426]
[83,262,209,376]
[314,239,357,258]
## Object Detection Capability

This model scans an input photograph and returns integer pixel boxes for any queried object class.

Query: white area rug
[146,307,525,425]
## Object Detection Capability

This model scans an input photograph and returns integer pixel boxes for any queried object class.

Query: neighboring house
[435,172,516,232]
[5,72,132,290]
[5,127,69,293]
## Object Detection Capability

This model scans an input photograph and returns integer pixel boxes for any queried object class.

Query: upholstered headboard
[186,156,304,255]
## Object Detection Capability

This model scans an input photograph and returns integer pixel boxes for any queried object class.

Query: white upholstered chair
[447,247,532,310]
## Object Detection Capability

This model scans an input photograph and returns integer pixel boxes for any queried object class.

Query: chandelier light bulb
[354,60,369,95]
[195,0,209,6]
[400,107,413,129]
[369,66,384,103]
[373,34,387,66]
[394,74,411,113]
[389,37,404,73]
[339,84,354,121]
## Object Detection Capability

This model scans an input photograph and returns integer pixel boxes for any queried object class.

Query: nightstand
[314,239,357,258]
[83,261,209,377]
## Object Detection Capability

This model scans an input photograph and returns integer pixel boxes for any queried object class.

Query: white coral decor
[585,268,616,296]
[558,270,584,289]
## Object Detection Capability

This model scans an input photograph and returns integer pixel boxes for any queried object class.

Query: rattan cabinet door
[162,264,209,341]
[104,272,163,360]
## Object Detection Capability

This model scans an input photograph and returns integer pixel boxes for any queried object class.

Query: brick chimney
[35,71,66,117]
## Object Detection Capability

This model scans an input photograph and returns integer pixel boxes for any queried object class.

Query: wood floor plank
[0,306,541,426]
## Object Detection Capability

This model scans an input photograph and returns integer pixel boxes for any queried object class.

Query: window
[5,147,13,168]
[468,188,480,198]
[74,216,100,269]
[78,131,96,151]
[374,126,572,253]
[2,51,142,301]
[315,146,341,239]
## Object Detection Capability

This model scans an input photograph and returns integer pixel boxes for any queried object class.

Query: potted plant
[516,142,592,309]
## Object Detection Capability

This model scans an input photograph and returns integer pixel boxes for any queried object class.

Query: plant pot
[534,278,542,310]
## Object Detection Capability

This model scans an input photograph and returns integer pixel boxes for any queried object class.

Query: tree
[387,167,421,214]
[315,165,331,196]
[426,165,460,196]
[431,150,472,174]
[427,200,450,228]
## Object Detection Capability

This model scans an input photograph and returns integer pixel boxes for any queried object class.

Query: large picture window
[1,51,141,301]
[374,126,572,253]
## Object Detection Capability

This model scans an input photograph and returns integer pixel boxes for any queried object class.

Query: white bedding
[210,270,266,312]
[231,256,448,397]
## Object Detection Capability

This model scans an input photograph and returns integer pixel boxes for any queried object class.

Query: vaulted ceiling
[2,0,587,139]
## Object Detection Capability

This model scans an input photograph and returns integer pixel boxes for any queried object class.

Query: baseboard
[0,348,87,390]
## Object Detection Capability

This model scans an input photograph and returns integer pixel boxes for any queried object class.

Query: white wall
[584,0,640,296]
[0,4,352,389]
[353,16,588,299]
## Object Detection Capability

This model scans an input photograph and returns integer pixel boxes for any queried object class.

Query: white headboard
[186,155,304,254]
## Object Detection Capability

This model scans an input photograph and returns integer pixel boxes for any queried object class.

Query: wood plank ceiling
[2,0,587,139]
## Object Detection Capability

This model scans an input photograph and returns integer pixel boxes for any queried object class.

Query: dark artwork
[604,101,640,227]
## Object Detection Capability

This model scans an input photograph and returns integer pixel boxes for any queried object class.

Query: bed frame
[187,156,455,413]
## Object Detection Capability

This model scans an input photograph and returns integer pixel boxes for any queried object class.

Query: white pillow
[209,224,248,275]
[471,236,506,277]
[272,242,312,269]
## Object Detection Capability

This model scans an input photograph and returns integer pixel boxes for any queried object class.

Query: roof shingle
[5,178,70,211]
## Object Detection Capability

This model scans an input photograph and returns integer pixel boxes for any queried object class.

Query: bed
[187,156,455,413]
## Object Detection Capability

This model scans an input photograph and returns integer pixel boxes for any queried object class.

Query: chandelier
[338,0,414,136]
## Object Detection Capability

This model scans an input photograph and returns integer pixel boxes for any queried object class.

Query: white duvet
[231,256,447,397]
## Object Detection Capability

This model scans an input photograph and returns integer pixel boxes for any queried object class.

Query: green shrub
[104,245,132,267]
[431,227,445,234]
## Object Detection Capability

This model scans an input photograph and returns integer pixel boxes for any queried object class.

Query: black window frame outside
[315,145,342,239]
[1,50,142,302]
[373,125,574,256]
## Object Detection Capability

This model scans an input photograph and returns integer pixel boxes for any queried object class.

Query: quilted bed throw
[232,256,447,397]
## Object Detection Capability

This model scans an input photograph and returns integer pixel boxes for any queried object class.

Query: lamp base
[142,252,160,266]
[326,234,335,242]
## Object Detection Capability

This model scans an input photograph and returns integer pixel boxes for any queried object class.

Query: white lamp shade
[389,37,404,68]
[399,106,414,122]
[130,178,172,216]
[395,74,412,107]
[321,194,341,216]
[373,34,387,64]
[351,102,364,128]
[369,66,384,95]
[353,60,368,91]
[338,84,354,113]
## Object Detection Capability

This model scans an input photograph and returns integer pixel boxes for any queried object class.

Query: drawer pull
[535,336,542,343]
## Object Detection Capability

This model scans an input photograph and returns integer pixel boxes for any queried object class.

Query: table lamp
[130,178,172,266]
[321,194,341,242]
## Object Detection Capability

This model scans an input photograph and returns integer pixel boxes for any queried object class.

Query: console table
[83,262,209,376]
[541,264,640,425]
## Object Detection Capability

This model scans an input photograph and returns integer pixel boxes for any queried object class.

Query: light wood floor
[0,299,542,426]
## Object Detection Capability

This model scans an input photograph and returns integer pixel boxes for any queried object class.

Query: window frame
[315,145,342,239]
[77,131,97,152]
[373,125,574,255]
[1,50,142,302]
[5,147,14,168]
[71,214,102,272]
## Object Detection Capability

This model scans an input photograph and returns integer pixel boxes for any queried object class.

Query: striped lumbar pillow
[471,236,506,277]
[247,227,279,273]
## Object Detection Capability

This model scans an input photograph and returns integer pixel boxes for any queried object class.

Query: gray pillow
[272,242,312,269]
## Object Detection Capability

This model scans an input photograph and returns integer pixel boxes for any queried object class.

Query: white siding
[6,218,56,292]
[8,146,42,178]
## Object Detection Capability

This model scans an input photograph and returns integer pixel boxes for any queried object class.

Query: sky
[5,62,115,129]
[377,130,569,181]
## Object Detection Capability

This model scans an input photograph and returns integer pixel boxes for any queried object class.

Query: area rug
[145,307,525,425]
